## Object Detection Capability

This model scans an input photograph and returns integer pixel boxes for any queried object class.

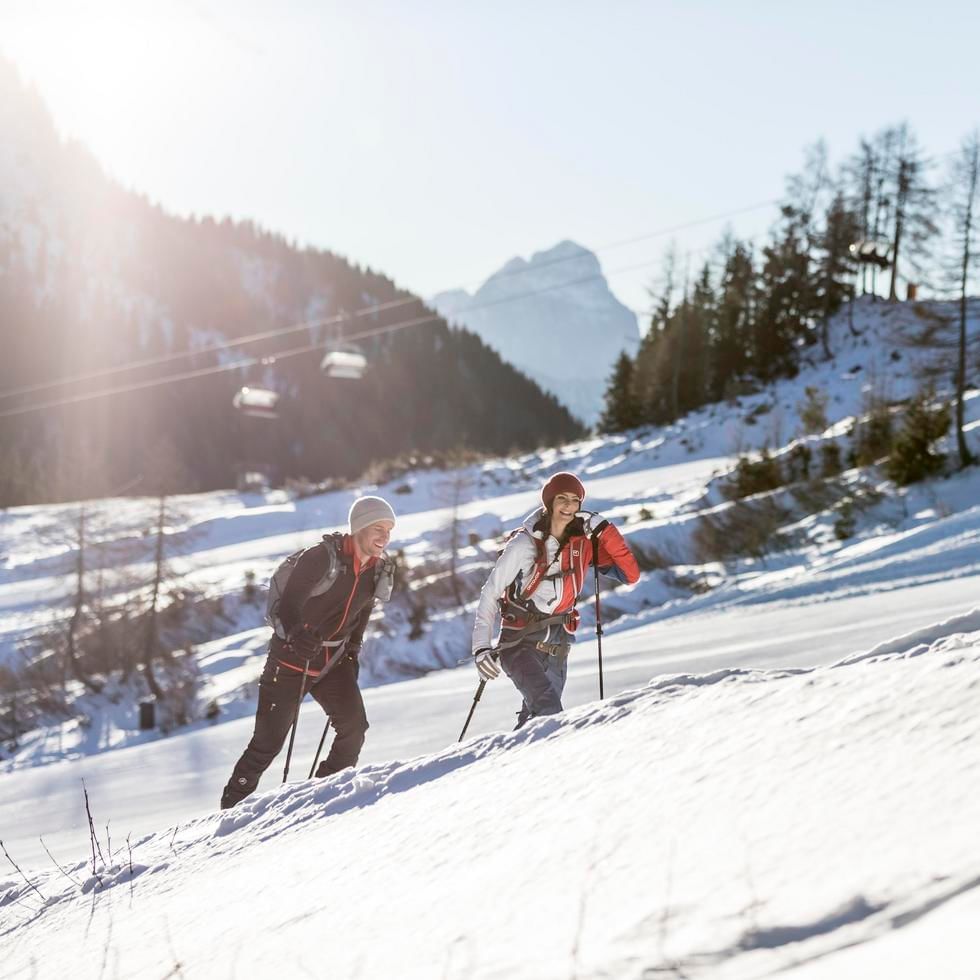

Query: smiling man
[471,472,639,728]
[221,496,396,809]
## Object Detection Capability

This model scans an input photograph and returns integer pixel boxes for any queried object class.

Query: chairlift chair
[320,346,367,380]
[848,240,892,270]
[233,386,280,420]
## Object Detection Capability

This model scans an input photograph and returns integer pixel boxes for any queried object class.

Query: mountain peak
[531,239,592,262]
[431,240,639,425]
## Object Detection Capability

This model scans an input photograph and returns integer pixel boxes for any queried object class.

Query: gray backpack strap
[373,553,395,602]
[308,538,340,599]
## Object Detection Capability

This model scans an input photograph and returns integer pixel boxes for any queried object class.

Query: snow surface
[1,298,979,976]
[2,627,979,979]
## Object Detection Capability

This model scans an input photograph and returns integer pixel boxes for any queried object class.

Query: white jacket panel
[471,520,566,654]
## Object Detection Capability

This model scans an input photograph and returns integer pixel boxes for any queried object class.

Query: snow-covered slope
[2,298,979,772]
[432,240,640,424]
[2,623,978,979]
[2,297,980,976]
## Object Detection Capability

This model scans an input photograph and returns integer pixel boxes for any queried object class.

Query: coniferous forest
[600,127,980,444]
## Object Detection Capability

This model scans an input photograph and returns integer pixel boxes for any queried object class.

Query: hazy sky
[3,0,979,316]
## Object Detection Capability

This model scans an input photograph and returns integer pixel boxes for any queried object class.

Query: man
[220,495,396,809]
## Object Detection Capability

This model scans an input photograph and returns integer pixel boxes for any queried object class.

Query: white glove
[576,511,610,537]
[474,647,500,681]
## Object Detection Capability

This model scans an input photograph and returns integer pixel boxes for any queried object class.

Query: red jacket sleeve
[590,523,640,585]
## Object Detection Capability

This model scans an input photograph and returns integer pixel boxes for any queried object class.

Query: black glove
[287,625,321,659]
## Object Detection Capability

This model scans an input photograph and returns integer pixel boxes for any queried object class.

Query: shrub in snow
[834,498,858,540]
[629,543,673,572]
[722,450,785,500]
[884,392,951,486]
[848,369,896,467]
[820,441,843,477]
[849,402,894,467]
[797,385,829,435]
[407,599,428,641]
[692,497,794,565]
[831,484,885,540]
[788,477,849,516]
[784,443,813,482]
[243,570,259,604]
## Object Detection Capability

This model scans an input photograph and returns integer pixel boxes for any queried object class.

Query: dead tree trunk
[66,506,103,694]
[142,496,166,699]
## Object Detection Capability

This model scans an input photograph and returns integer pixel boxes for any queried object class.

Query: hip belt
[534,640,568,657]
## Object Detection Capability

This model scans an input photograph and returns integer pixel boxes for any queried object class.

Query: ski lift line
[0,146,966,409]
[0,199,784,404]
[0,253,676,420]
[0,145,968,405]
[0,300,411,402]
[0,312,447,419]
[0,254,675,418]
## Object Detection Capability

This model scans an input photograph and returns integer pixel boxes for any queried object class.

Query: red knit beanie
[540,471,586,509]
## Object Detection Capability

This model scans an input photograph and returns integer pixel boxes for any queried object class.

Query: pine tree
[752,205,816,381]
[633,247,677,423]
[712,239,754,398]
[813,191,861,357]
[598,352,643,433]
[885,391,950,485]
[681,263,713,412]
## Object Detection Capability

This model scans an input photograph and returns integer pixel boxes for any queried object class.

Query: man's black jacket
[272,534,379,672]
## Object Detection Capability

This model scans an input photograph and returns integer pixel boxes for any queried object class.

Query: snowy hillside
[1,297,979,976]
[432,240,640,424]
[2,621,979,979]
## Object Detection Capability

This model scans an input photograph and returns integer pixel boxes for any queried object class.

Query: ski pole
[300,648,353,779]
[282,658,312,784]
[592,532,604,700]
[308,719,331,779]
[458,679,487,742]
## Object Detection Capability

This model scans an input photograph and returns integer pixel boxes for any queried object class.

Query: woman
[472,471,640,727]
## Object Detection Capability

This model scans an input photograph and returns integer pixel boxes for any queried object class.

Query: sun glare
[4,3,227,172]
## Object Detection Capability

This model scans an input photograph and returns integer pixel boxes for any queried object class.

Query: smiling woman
[470,471,640,729]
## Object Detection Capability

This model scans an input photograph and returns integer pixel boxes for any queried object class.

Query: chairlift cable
[0,200,783,403]
[0,145,968,412]
[0,255,676,419]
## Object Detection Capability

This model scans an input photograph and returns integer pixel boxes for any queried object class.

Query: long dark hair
[538,504,585,553]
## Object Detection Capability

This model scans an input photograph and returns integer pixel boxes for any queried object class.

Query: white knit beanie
[348,495,396,535]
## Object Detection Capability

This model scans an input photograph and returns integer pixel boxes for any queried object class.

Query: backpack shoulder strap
[307,534,343,598]
[372,551,395,602]
[518,528,551,600]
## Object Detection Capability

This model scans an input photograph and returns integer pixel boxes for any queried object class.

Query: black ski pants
[221,653,368,808]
